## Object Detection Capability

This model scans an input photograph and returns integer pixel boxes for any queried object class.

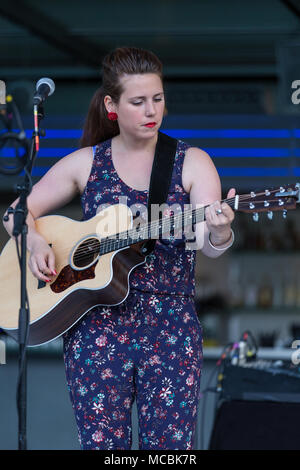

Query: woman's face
[106,73,165,139]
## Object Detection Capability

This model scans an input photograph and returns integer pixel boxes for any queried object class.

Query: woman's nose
[145,100,155,116]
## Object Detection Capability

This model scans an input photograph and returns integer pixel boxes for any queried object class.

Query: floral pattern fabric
[63,137,203,450]
[64,293,203,449]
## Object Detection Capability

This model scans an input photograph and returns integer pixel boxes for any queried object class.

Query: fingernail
[46,279,51,282]
[52,270,57,275]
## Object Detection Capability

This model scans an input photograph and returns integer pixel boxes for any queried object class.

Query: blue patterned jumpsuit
[63,138,203,450]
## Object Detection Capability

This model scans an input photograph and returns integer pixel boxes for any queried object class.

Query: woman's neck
[113,132,158,155]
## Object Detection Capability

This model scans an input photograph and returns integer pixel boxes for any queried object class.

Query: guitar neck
[99,202,215,255]
[99,184,299,255]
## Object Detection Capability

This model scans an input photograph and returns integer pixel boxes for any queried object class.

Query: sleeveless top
[80,137,196,298]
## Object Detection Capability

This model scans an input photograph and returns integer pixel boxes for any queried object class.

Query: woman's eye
[131,97,163,105]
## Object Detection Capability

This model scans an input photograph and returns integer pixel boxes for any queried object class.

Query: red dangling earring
[107,112,118,121]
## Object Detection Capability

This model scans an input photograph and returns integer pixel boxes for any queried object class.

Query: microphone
[33,77,55,106]
[0,80,6,112]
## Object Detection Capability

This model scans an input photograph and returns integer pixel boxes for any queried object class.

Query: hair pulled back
[80,46,163,147]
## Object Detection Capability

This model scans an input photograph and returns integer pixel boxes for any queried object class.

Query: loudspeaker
[209,400,300,450]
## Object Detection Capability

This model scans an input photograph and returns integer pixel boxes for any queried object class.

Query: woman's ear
[104,95,116,113]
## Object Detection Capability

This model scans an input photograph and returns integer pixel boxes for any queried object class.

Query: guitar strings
[69,192,288,262]
[70,193,287,260]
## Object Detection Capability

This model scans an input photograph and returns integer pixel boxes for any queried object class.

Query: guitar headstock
[234,183,300,221]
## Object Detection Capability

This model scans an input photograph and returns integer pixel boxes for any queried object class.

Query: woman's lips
[144,122,156,128]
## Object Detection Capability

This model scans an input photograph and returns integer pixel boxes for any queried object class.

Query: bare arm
[3,146,93,280]
[184,147,235,258]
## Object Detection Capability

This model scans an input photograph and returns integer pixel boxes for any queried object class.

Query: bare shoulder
[182,146,220,194]
[61,146,94,193]
[53,144,92,174]
[25,146,94,218]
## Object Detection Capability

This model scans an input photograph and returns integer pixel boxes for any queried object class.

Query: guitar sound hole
[73,238,101,268]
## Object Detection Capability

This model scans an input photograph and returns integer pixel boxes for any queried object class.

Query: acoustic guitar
[0,184,299,346]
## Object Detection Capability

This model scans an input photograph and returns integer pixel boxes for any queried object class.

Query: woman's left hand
[205,187,236,246]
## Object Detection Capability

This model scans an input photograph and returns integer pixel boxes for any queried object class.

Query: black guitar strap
[143,131,178,255]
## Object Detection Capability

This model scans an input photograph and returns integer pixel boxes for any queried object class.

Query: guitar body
[0,204,147,346]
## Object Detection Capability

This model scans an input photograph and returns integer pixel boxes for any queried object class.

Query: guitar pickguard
[50,263,97,293]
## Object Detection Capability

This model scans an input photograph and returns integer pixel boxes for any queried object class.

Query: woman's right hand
[28,234,57,282]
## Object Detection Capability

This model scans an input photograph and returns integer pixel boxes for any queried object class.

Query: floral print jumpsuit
[63,138,203,450]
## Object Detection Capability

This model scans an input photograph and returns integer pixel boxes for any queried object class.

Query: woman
[3,46,235,450]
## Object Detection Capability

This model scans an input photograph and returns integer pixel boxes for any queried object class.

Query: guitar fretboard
[97,185,299,255]
[99,205,206,255]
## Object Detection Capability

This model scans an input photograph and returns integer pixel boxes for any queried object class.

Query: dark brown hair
[80,46,163,147]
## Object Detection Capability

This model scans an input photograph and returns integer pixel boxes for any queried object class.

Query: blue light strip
[20,129,82,139]
[292,148,300,157]
[291,130,300,138]
[11,128,300,139]
[0,148,27,157]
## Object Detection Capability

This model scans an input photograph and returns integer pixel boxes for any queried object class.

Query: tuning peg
[267,211,273,220]
[253,212,259,222]
[283,210,287,219]
[265,189,270,196]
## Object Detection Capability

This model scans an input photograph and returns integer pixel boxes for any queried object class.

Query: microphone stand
[7,103,45,450]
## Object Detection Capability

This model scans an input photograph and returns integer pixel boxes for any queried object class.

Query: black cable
[0,131,30,176]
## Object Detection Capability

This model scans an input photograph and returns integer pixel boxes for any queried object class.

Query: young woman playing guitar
[3,47,235,450]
